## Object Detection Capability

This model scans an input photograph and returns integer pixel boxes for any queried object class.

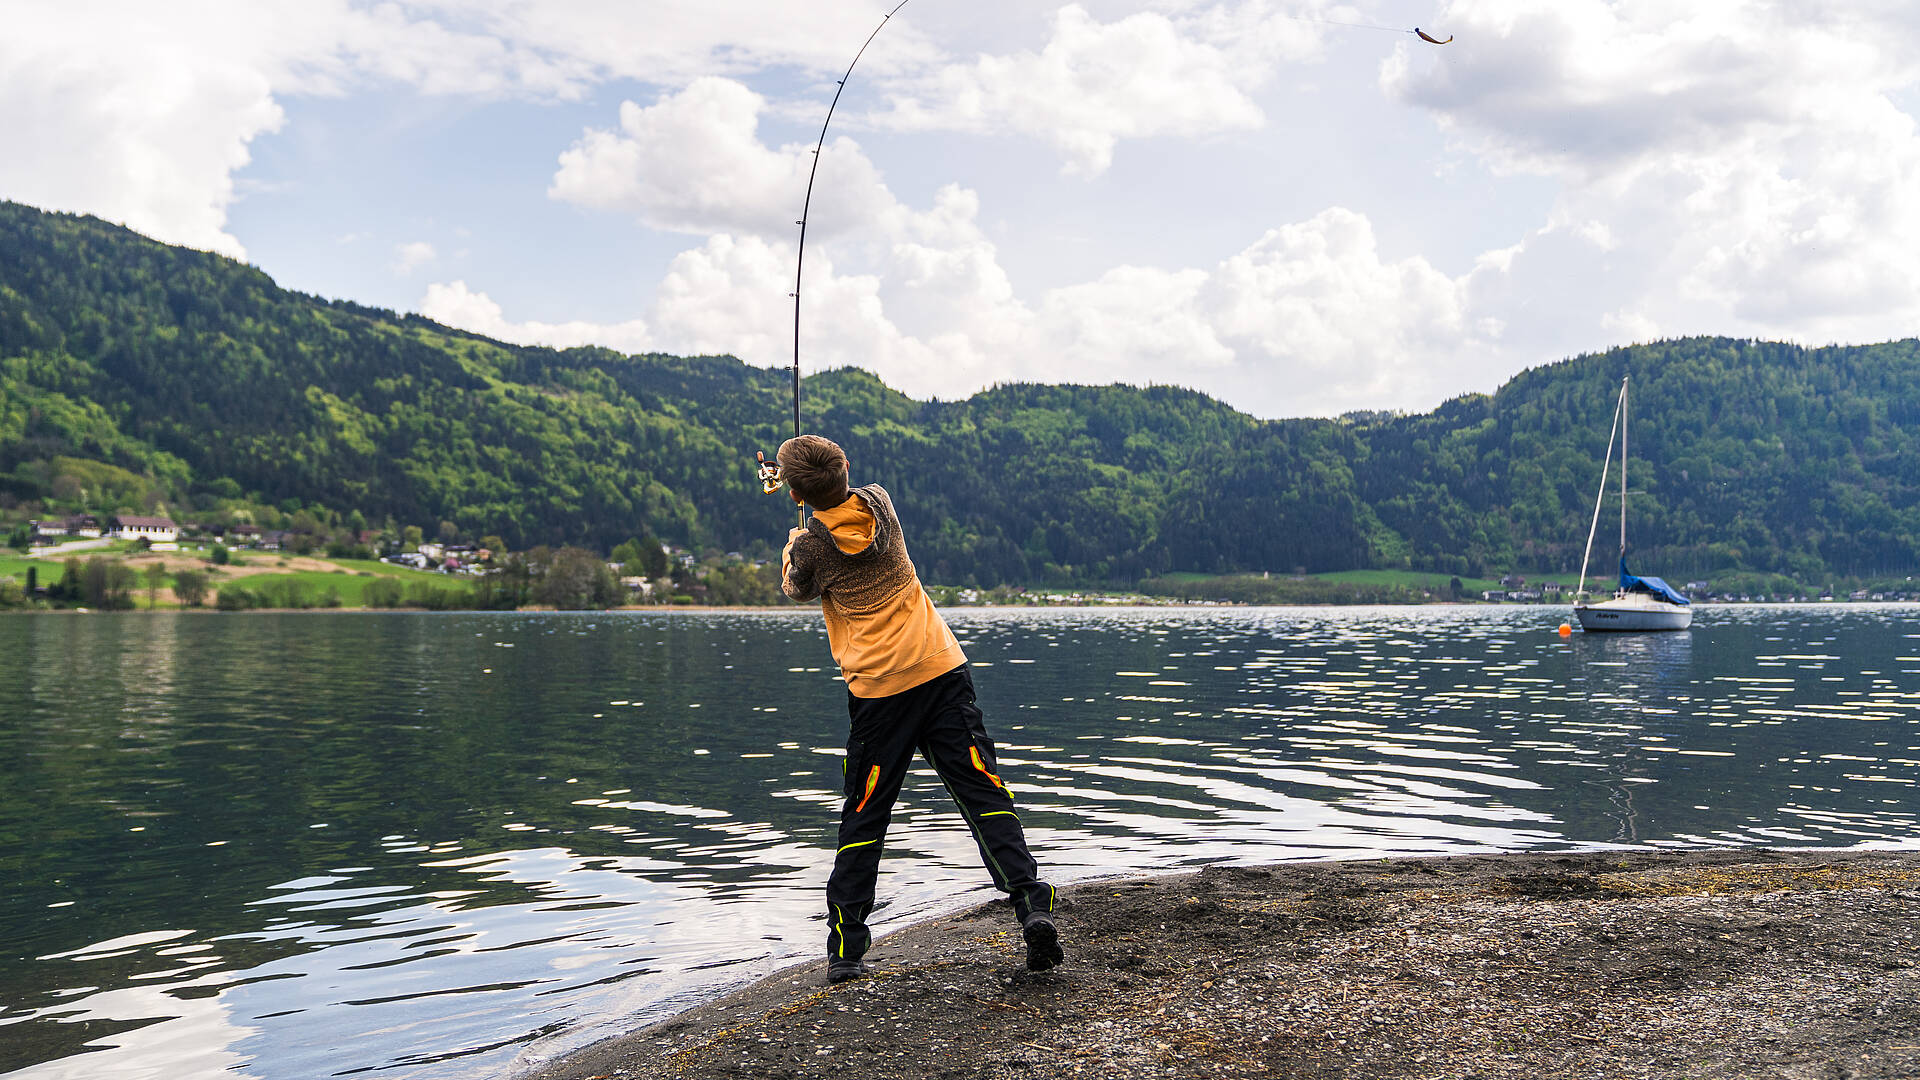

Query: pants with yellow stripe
[827,664,1053,962]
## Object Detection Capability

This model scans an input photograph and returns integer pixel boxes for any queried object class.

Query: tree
[173,569,209,607]
[635,530,669,578]
[144,563,166,608]
[480,535,508,564]
[533,547,621,609]
[56,557,84,602]
[6,524,29,550]
[363,577,405,608]
[403,525,424,550]
[26,566,38,597]
[210,543,231,565]
[81,557,135,609]
[611,537,664,579]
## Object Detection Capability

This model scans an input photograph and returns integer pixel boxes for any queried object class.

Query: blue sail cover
[1619,559,1690,606]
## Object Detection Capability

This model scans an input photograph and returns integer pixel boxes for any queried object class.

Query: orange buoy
[1557,623,1573,636]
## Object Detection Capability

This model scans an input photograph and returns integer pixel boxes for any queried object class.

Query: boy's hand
[787,527,807,542]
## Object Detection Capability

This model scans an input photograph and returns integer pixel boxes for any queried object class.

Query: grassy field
[1,552,66,586]
[5,547,458,608]
[188,561,456,607]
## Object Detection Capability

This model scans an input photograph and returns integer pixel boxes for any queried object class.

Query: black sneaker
[826,958,869,984]
[1022,913,1064,972]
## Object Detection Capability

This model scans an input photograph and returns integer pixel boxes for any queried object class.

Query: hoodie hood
[812,492,877,555]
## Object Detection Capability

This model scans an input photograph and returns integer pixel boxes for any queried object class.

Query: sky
[4,1,1919,419]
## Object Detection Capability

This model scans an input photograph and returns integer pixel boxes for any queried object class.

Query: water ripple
[1,605,1917,1078]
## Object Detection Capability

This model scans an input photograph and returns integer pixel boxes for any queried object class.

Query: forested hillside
[3,200,1916,584]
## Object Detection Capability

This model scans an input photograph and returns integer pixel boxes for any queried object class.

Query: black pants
[826,664,1054,961]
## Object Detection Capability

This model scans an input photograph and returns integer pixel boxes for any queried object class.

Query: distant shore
[527,849,1920,1080]
[7,599,1920,617]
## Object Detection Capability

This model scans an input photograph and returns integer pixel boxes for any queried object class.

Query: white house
[110,516,180,543]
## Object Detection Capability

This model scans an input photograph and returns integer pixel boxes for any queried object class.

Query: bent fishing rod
[754,1,1451,521]
[759,0,915,528]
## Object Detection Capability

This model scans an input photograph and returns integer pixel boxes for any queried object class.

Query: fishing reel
[755,451,784,495]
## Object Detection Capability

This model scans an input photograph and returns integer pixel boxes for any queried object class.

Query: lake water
[3,605,1918,1078]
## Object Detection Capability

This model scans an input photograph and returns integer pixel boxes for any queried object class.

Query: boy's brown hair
[778,435,851,509]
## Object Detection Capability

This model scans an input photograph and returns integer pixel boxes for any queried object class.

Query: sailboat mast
[1576,377,1625,599]
[1619,375,1629,559]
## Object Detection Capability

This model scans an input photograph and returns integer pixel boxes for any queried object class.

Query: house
[42,514,104,538]
[227,525,261,546]
[110,515,179,543]
[28,519,67,542]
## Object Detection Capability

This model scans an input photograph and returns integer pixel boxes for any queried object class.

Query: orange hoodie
[782,488,966,698]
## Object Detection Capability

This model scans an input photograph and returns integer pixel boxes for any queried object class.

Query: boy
[777,434,1063,983]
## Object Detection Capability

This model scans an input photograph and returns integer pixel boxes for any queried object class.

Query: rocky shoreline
[527,850,1920,1080]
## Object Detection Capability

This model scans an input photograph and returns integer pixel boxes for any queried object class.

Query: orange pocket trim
[854,765,881,813]
[970,746,1005,790]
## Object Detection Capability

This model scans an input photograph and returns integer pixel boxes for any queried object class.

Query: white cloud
[1199,208,1474,404]
[428,200,1481,417]
[0,24,284,258]
[547,78,895,242]
[1386,0,1920,347]
[402,0,940,88]
[392,240,437,274]
[427,59,1481,416]
[0,0,601,257]
[877,4,1270,175]
[419,280,652,353]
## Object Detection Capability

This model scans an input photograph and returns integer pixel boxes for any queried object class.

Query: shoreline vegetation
[529,849,1920,1080]
[5,544,1916,614]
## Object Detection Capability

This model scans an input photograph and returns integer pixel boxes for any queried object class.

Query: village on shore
[6,511,1917,612]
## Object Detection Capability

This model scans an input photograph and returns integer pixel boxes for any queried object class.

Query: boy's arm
[782,528,821,602]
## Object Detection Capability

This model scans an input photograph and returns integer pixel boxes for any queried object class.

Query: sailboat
[1572,375,1693,632]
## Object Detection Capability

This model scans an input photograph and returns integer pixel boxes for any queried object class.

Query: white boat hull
[1573,596,1693,632]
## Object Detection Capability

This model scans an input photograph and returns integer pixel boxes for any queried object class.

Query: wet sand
[528,849,1920,1080]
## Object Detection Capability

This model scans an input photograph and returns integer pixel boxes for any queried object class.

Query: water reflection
[1,605,1917,1078]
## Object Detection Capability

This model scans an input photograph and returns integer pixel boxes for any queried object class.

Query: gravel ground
[527,850,1920,1080]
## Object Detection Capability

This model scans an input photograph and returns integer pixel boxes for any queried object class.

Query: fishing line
[763,0,1447,517]
[1272,10,1453,42]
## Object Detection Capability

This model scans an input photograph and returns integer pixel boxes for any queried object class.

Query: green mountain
[3,200,1917,584]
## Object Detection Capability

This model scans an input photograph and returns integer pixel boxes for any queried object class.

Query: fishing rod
[760,0,915,530]
[754,1,1451,513]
